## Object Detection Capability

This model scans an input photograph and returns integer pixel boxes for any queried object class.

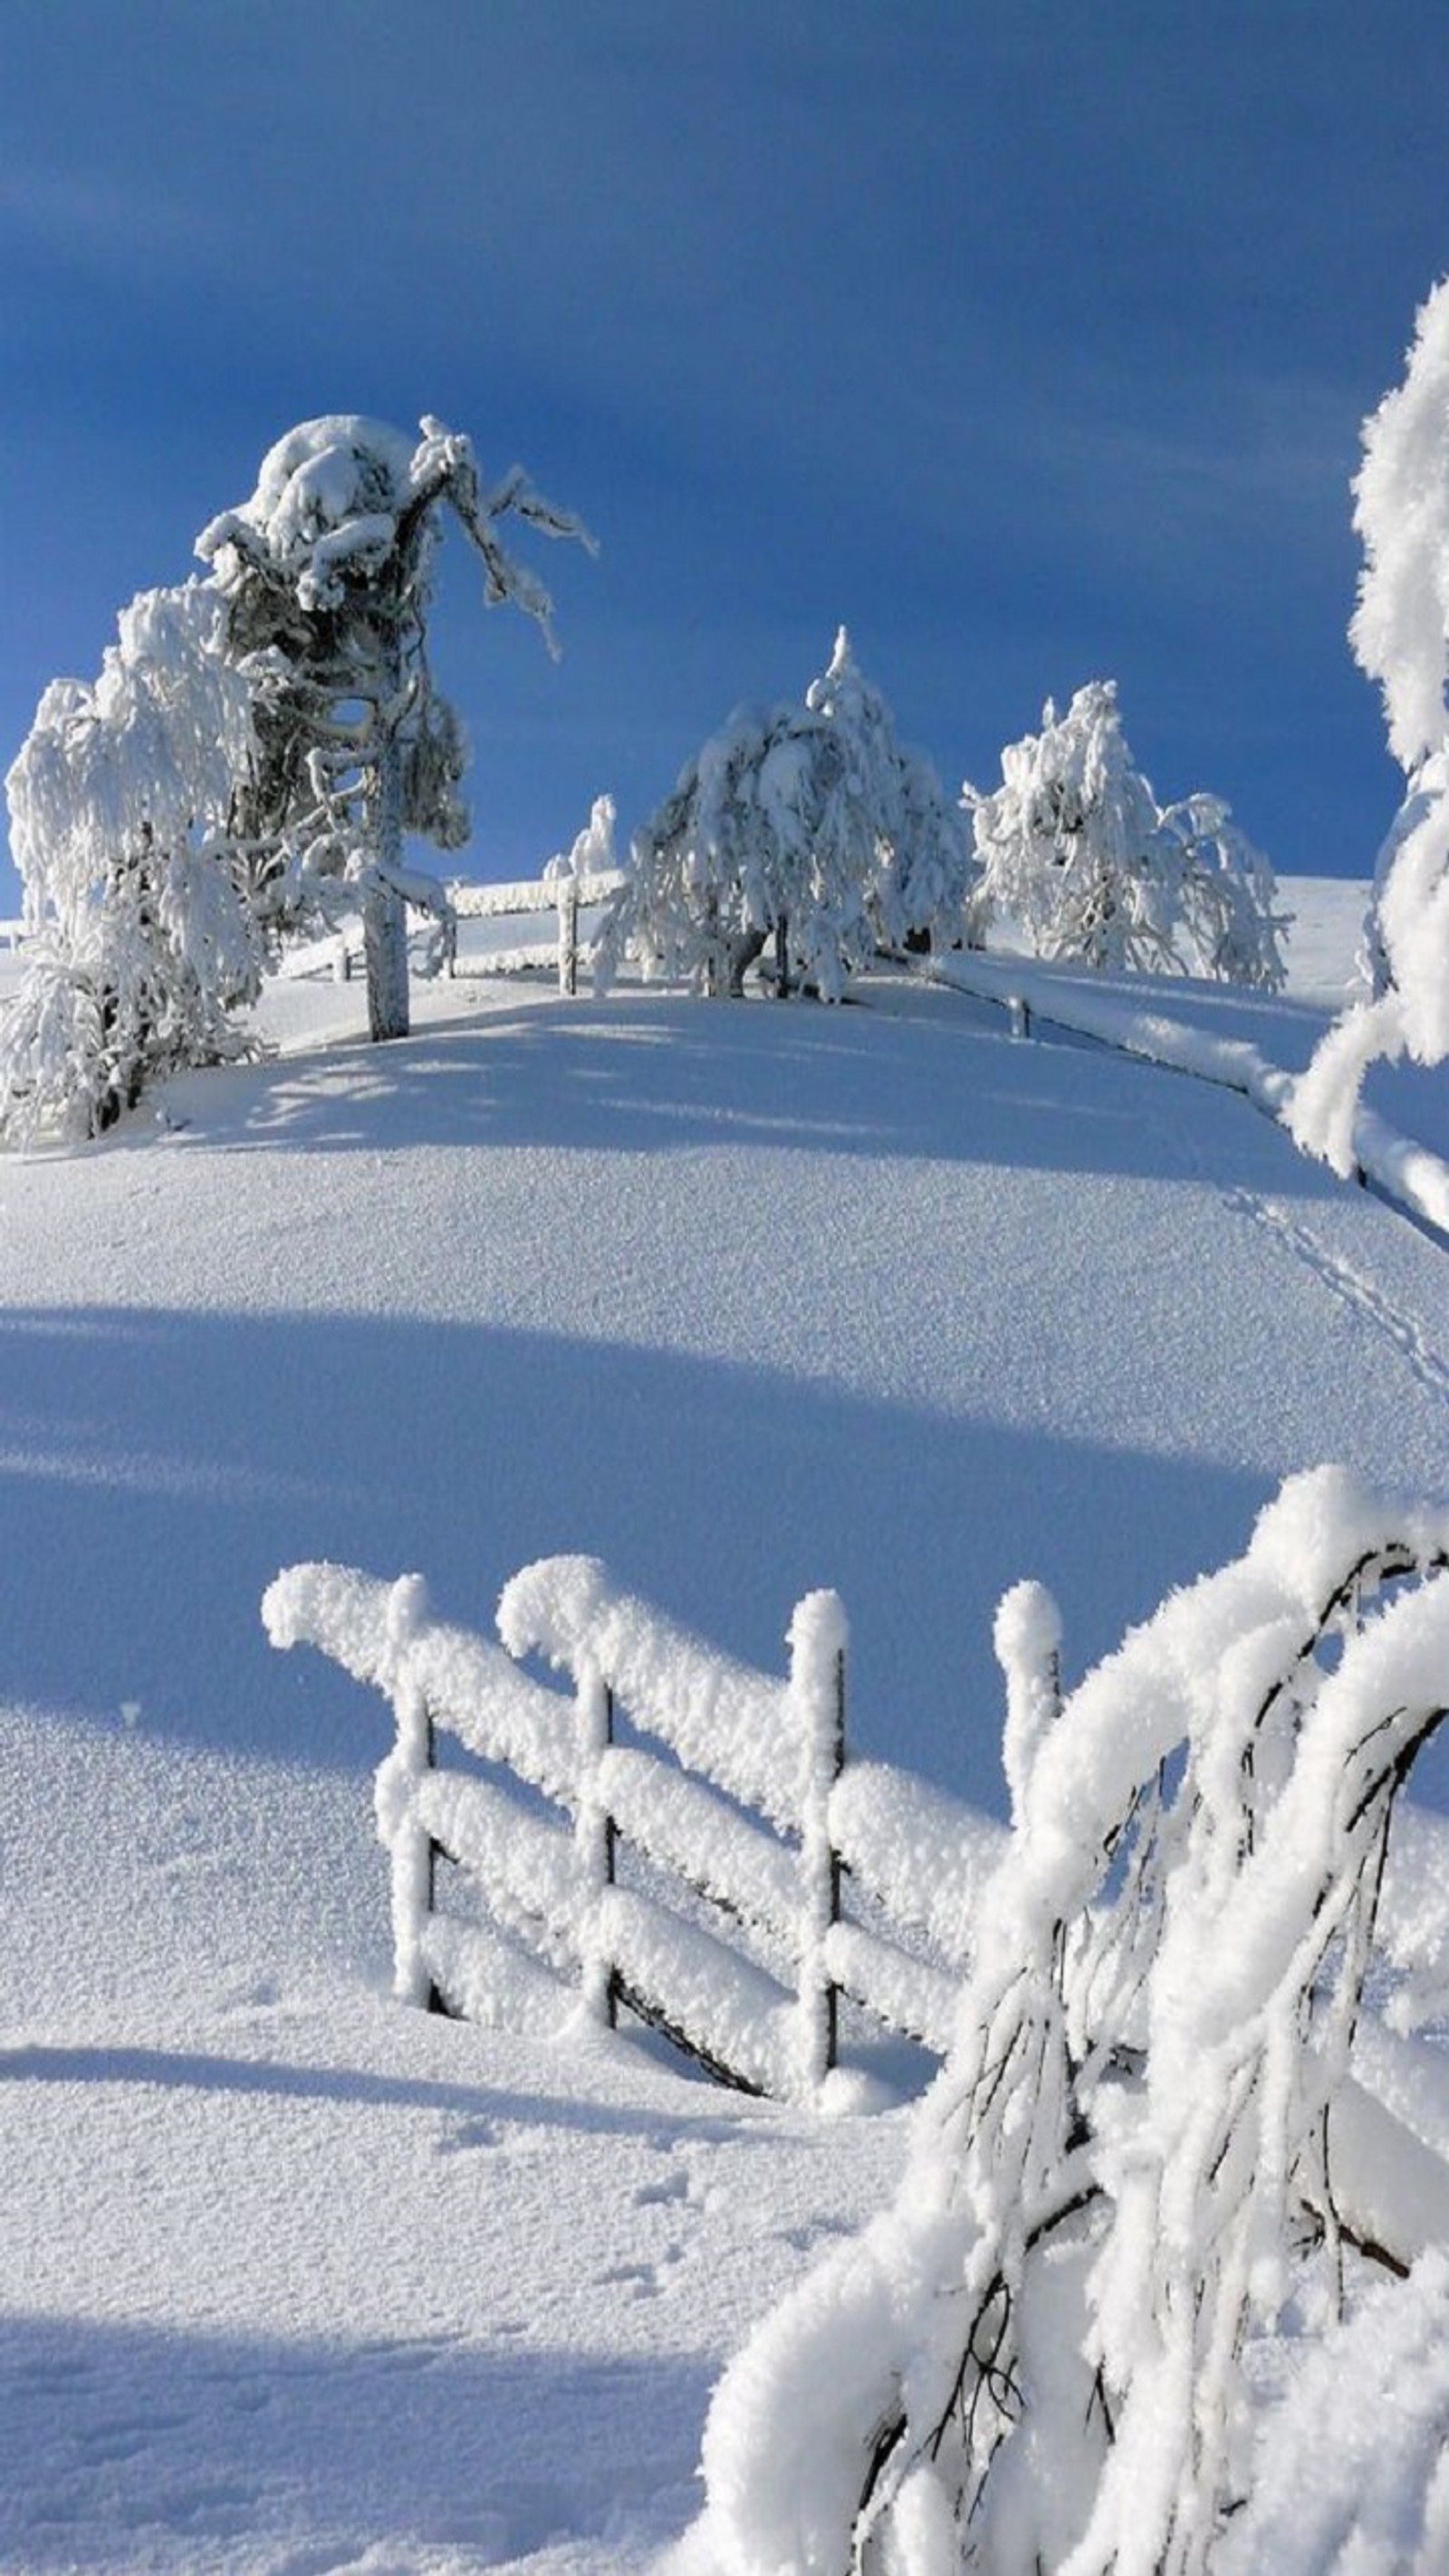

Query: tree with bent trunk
[197,413,594,1041]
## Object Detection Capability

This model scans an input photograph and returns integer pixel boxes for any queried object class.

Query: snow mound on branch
[1350,276,1449,775]
[1290,277,1449,1174]
[197,416,451,610]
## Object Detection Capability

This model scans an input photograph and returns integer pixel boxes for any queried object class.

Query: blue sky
[3,1,1446,917]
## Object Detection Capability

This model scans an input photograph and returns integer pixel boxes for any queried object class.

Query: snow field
[2,883,1448,2566]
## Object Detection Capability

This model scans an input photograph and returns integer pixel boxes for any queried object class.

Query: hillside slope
[1,897,1447,2570]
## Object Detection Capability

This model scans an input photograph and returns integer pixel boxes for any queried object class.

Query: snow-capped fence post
[557,878,581,997]
[575,1659,619,2028]
[789,1589,848,2091]
[266,1549,1001,2093]
[994,1576,1062,1830]
[369,1573,441,2012]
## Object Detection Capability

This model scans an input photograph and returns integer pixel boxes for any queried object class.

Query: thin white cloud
[0,160,214,277]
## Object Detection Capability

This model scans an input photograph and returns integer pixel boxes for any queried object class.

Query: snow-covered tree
[2,415,591,1144]
[969,681,1286,986]
[197,413,594,1041]
[805,629,982,959]
[1290,280,1449,1173]
[600,630,980,1002]
[1,583,266,1143]
[686,1466,1449,2575]
[1158,790,1290,988]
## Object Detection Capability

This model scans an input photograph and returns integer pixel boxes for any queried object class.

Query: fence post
[375,1573,440,2011]
[995,1578,1062,1831]
[576,1659,618,2027]
[790,1590,848,2092]
[558,879,580,997]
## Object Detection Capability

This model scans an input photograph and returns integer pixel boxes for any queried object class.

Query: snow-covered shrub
[968,681,1285,986]
[1291,280,1449,1173]
[600,630,980,1002]
[1157,790,1290,989]
[2,584,266,1143]
[685,1466,1449,2575]
[198,413,594,1041]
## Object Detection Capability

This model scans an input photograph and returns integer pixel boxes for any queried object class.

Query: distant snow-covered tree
[197,413,594,1042]
[1,583,265,1144]
[967,680,1173,971]
[686,1466,1449,2575]
[1291,280,1449,1173]
[1158,790,1290,988]
[969,681,1286,986]
[601,629,980,1001]
[805,628,981,959]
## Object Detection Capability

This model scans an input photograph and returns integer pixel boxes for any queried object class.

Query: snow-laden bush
[967,681,1287,987]
[2,584,266,1143]
[683,1466,1449,2575]
[601,630,981,1001]
[1291,280,1449,1174]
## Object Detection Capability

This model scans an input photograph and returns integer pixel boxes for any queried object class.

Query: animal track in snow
[1223,1187,1449,1407]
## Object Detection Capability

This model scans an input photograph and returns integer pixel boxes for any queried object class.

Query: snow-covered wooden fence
[448,870,627,996]
[262,1556,1002,2101]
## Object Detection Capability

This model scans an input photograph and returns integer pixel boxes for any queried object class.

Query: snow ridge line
[920,949,1449,1248]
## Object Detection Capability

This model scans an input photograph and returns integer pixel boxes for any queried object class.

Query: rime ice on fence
[573,1657,616,2028]
[788,1589,848,2095]
[375,1573,435,2007]
[497,1555,801,1827]
[262,1557,580,2011]
[264,1549,996,2102]
[994,1575,1062,1828]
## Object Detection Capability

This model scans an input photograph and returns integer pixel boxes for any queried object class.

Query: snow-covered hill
[2,884,1446,2571]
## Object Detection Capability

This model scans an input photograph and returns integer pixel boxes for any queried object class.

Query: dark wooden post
[425,1706,448,2015]
[559,880,581,996]
[791,1591,849,2091]
[578,1665,619,2028]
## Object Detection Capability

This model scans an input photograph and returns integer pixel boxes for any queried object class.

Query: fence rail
[448,870,627,995]
[263,1555,1004,2101]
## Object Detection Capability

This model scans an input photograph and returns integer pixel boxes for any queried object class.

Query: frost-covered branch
[1291,279,1449,1171]
[686,1467,1449,2575]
